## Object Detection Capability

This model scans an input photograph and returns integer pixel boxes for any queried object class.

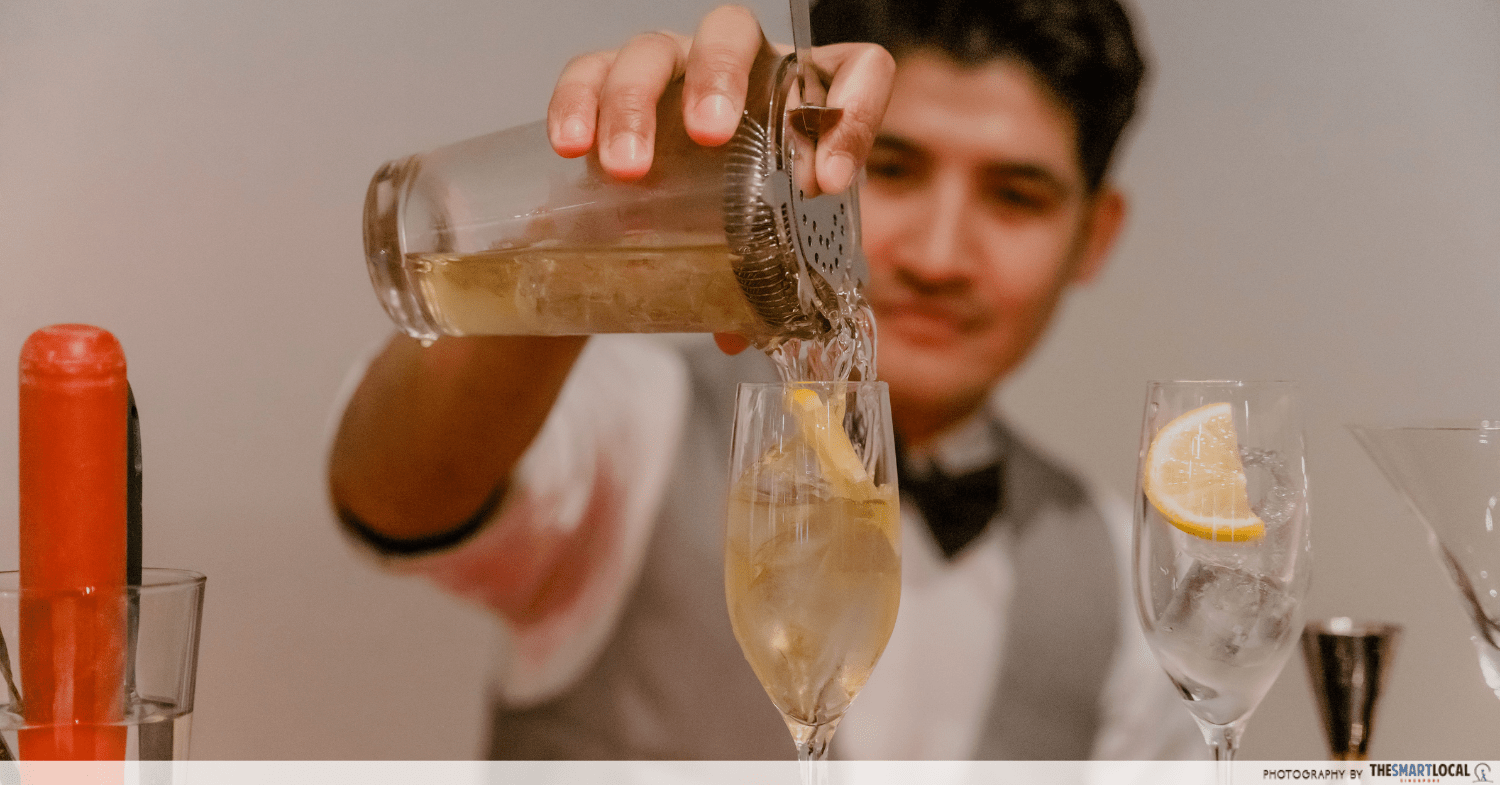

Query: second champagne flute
[1134,381,1312,784]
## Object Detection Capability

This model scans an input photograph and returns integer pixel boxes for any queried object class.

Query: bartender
[330,0,1204,761]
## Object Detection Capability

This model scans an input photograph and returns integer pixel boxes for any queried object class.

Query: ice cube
[737,514,898,723]
[1161,561,1297,667]
[740,442,832,504]
[1240,447,1300,529]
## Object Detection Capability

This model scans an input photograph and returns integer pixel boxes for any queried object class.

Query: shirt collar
[900,408,1005,479]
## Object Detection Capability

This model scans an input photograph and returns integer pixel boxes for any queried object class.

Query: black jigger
[1300,617,1402,761]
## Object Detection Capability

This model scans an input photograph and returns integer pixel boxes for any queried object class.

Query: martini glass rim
[1347,420,1500,433]
[1147,378,1300,387]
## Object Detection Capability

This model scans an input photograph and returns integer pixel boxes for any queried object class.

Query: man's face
[860,52,1124,442]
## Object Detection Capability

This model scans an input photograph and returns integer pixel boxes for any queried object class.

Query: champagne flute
[725,381,900,784]
[1133,381,1312,785]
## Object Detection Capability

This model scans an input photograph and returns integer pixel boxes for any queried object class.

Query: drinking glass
[0,568,205,762]
[1349,423,1500,702]
[725,381,899,785]
[1133,381,1312,784]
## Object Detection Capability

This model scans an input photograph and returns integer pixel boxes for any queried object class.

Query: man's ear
[1071,186,1126,285]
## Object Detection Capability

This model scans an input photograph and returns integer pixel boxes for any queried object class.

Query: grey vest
[488,341,1119,759]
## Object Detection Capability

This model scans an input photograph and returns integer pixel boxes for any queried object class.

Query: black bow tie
[896,446,1003,560]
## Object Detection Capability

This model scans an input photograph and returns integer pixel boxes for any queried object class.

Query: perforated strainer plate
[765,168,867,306]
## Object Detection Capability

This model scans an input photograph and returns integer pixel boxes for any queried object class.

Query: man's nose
[901,173,971,284]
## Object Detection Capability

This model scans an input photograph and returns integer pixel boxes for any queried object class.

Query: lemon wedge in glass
[1143,402,1265,542]
[788,387,870,491]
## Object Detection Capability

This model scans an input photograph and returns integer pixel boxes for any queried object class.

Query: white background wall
[1,0,1496,761]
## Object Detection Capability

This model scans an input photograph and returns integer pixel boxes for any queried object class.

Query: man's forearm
[328,333,588,543]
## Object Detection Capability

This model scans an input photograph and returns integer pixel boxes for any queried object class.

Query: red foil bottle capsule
[18,324,129,760]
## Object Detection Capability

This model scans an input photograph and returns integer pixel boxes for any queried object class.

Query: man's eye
[865,158,911,181]
[986,185,1052,211]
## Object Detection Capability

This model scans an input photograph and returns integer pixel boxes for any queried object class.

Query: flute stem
[792,721,835,785]
[1203,720,1244,785]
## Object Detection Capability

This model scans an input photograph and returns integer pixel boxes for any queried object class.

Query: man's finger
[812,43,896,194]
[597,31,690,181]
[683,5,766,147]
[549,51,615,158]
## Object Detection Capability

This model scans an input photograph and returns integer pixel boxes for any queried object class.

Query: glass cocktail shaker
[362,44,865,349]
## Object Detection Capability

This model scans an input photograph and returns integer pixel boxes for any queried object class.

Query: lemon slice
[788,387,870,490]
[1143,402,1265,542]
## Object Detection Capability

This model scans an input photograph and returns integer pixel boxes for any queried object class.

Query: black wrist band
[337,481,508,557]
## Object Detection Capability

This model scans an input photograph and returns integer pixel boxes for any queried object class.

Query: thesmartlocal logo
[1364,761,1492,783]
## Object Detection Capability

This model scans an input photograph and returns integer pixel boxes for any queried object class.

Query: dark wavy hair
[811,0,1147,190]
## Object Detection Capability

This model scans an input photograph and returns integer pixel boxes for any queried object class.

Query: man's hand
[546,4,895,195]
